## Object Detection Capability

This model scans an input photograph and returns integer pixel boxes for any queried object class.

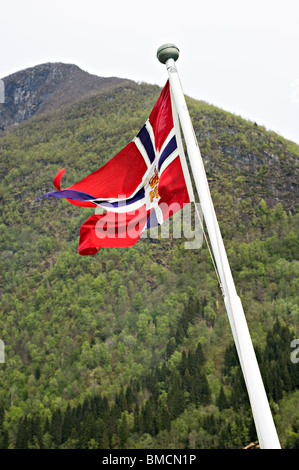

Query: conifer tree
[195,342,206,365]
[217,386,229,411]
[61,404,73,443]
[118,413,129,448]
[15,417,28,449]
[51,408,62,448]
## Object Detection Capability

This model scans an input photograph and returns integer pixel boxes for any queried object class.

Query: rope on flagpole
[194,202,224,296]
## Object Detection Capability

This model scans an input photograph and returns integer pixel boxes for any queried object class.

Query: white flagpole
[157,43,281,449]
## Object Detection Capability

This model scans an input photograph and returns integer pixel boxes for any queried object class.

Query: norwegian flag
[40,81,194,255]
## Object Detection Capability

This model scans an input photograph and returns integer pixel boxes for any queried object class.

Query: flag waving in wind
[41,81,194,255]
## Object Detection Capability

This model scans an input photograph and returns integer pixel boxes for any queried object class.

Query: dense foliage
[0,82,298,448]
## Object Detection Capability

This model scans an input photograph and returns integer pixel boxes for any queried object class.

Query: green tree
[217,386,229,411]
[51,409,62,448]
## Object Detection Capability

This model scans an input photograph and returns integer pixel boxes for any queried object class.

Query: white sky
[1,0,299,144]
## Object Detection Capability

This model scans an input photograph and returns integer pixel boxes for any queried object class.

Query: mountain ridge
[0,62,133,133]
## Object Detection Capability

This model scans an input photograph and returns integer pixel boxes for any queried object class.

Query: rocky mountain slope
[0,63,132,133]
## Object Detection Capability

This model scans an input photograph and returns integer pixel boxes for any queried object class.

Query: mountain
[0,63,132,133]
[0,64,298,450]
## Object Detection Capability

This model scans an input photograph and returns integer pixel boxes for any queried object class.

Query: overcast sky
[1,0,298,144]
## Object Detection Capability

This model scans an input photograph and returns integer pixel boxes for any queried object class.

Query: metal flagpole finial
[157,43,180,64]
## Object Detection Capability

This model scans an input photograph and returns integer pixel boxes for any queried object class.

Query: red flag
[40,81,194,254]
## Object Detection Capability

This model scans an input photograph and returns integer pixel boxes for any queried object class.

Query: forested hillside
[0,76,298,449]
